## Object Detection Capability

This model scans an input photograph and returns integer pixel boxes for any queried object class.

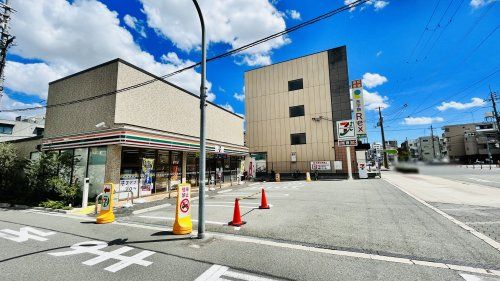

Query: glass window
[170,151,182,189]
[288,79,303,91]
[291,133,306,145]
[155,151,170,193]
[289,105,305,117]
[59,149,74,185]
[0,124,14,134]
[87,146,107,197]
[72,148,89,191]
[186,153,198,186]
[139,150,155,197]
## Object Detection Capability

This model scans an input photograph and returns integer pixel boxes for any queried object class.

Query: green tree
[0,143,27,201]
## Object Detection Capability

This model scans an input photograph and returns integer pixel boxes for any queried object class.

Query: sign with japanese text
[336,120,356,140]
[310,161,331,171]
[352,79,367,138]
[338,139,358,147]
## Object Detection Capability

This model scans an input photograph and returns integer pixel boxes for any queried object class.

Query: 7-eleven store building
[43,59,247,198]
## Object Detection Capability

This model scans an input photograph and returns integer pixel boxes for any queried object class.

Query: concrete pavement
[2,178,500,280]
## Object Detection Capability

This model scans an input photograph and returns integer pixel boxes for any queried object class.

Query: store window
[0,124,14,134]
[87,146,107,197]
[72,148,88,189]
[186,153,198,186]
[155,151,170,193]
[170,151,182,189]
[139,149,156,197]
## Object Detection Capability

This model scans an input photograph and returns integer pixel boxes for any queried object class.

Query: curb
[30,207,70,214]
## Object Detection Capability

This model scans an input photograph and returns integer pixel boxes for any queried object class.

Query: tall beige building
[245,46,354,176]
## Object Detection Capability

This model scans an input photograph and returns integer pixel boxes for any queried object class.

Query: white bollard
[82,178,90,208]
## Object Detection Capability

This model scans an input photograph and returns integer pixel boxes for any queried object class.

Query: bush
[38,200,71,210]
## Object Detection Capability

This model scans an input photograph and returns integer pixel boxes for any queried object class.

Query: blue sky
[1,0,499,144]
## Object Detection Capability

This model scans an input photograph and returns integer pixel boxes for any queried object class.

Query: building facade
[416,136,442,162]
[245,46,356,175]
[443,122,499,163]
[42,59,247,198]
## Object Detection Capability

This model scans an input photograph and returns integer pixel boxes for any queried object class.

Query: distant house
[1,116,45,159]
[0,116,45,142]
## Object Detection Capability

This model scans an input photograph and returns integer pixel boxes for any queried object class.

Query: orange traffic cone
[259,188,270,209]
[228,198,246,226]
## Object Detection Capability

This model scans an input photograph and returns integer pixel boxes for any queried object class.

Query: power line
[0,0,370,113]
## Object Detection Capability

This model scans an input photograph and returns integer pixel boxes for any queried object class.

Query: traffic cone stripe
[228,198,246,227]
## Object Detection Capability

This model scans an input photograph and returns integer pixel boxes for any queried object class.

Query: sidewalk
[382,171,500,208]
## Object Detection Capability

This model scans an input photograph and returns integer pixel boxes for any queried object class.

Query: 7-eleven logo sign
[336,120,356,140]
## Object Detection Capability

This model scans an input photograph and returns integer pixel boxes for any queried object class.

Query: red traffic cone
[228,198,246,226]
[259,188,270,209]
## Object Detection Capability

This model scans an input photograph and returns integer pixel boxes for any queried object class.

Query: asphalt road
[1,179,500,280]
[417,165,500,189]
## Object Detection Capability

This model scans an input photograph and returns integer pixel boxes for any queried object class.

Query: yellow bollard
[173,183,193,235]
[275,173,280,182]
[96,183,116,224]
[306,172,311,182]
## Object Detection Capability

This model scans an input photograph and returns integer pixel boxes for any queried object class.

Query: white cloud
[233,92,245,102]
[0,94,45,120]
[4,61,69,98]
[123,14,147,38]
[371,1,389,11]
[470,0,497,9]
[221,103,234,112]
[287,10,301,20]
[346,0,390,12]
[6,0,214,103]
[403,117,444,125]
[364,89,389,110]
[437,97,486,111]
[362,72,388,89]
[139,0,290,66]
[376,51,383,57]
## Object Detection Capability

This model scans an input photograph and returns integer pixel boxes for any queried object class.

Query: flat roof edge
[47,58,244,119]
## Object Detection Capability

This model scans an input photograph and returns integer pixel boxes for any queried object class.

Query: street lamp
[191,0,207,239]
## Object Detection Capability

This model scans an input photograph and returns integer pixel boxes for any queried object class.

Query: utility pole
[490,87,500,140]
[0,0,14,105]
[430,125,437,160]
[192,0,207,239]
[378,107,389,169]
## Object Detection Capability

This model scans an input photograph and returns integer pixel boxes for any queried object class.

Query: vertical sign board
[173,183,192,234]
[351,79,367,138]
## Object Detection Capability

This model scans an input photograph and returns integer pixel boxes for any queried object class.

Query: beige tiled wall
[245,51,335,172]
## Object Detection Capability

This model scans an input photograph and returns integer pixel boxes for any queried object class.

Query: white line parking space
[468,178,493,183]
[137,215,227,226]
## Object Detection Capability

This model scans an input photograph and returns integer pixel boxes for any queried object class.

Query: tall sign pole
[336,120,356,180]
[192,0,206,239]
[378,107,389,169]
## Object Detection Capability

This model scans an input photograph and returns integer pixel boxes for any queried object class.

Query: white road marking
[466,221,500,225]
[460,273,484,281]
[132,203,172,215]
[468,178,492,183]
[17,209,500,277]
[217,189,233,194]
[191,204,256,209]
[383,177,500,253]
[196,264,279,281]
[0,226,56,242]
[137,215,227,226]
[49,240,155,273]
